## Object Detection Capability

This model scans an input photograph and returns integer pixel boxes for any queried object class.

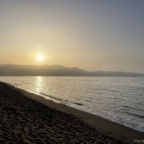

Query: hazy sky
[0,0,144,72]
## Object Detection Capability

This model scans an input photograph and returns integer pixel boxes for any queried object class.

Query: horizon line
[0,64,144,74]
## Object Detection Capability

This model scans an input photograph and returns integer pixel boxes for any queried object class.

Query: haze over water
[0,76,144,132]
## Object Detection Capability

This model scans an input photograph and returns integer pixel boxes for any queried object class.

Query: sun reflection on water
[35,76,43,94]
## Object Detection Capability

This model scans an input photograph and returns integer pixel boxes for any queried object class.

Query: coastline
[0,82,143,143]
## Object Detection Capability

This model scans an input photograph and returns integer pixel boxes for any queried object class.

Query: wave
[41,93,83,106]
[125,112,144,119]
[72,102,83,106]
[41,93,63,102]
[123,105,144,112]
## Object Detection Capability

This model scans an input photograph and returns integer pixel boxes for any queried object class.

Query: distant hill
[0,64,144,76]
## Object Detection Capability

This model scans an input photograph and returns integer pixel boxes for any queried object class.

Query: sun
[36,55,43,61]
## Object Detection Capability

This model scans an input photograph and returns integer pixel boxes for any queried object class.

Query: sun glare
[36,55,43,61]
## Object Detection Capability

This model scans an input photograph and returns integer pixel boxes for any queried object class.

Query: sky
[0,0,144,73]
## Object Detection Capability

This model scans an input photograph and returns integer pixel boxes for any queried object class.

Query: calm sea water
[0,76,144,132]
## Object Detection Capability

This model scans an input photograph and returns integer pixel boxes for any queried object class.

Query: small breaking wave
[41,93,62,102]
[125,112,144,119]
[72,102,83,106]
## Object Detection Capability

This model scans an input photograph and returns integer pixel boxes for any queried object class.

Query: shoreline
[0,82,143,143]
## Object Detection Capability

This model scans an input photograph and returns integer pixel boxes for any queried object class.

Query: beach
[0,82,143,144]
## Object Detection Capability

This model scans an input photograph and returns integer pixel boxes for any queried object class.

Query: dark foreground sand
[0,82,143,144]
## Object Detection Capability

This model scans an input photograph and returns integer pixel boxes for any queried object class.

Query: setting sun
[36,55,43,61]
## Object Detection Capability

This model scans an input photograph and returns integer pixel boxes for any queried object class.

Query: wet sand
[0,82,143,143]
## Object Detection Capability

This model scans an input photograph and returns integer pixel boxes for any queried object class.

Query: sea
[0,76,144,132]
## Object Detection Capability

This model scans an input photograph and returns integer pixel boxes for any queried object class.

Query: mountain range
[0,64,144,76]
